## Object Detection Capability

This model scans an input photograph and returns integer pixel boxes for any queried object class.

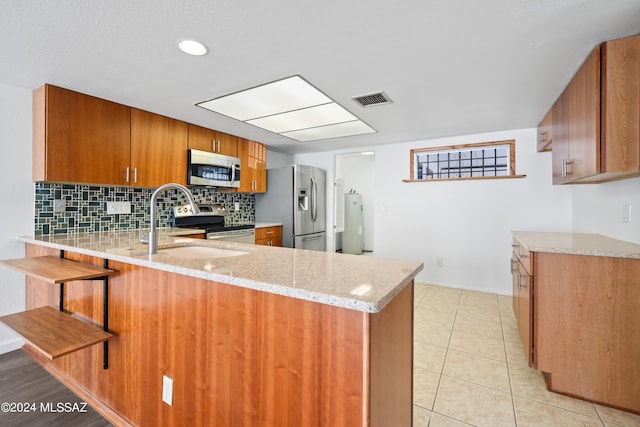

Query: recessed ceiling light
[177,39,208,56]
[196,75,376,142]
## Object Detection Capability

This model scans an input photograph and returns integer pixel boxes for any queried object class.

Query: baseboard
[22,346,134,427]
[414,280,511,296]
[0,324,24,354]
[0,336,24,355]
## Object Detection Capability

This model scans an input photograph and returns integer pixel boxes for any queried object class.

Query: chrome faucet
[147,183,200,255]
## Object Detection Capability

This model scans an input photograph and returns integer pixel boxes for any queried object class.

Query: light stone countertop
[19,231,423,313]
[512,231,640,259]
[254,222,283,228]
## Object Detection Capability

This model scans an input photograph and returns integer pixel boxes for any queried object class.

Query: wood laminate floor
[0,349,111,427]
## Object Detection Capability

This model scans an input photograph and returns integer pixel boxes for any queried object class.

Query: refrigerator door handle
[302,235,324,241]
[310,177,317,222]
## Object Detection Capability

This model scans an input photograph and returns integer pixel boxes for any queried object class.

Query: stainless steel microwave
[187,149,241,188]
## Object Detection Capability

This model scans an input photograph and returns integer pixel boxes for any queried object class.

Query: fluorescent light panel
[246,102,357,133]
[197,75,375,142]
[281,120,375,142]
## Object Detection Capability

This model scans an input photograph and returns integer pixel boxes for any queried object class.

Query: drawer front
[256,226,282,240]
[256,235,282,247]
[512,237,533,275]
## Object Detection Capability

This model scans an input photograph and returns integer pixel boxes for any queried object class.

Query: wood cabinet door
[536,108,553,152]
[511,254,520,320]
[517,260,533,367]
[131,109,188,187]
[551,47,600,184]
[602,34,640,175]
[552,90,571,184]
[254,141,267,192]
[216,131,239,157]
[187,123,217,152]
[187,125,239,157]
[34,85,131,185]
[569,46,601,180]
[237,139,266,192]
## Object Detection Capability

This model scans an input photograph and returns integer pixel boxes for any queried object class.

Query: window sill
[403,175,526,183]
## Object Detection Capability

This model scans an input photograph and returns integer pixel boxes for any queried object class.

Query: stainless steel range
[172,204,255,244]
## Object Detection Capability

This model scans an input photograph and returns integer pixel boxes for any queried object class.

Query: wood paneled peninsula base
[512,231,640,415]
[8,233,422,427]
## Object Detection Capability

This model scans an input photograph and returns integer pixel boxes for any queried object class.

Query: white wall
[265,149,294,169]
[572,176,640,244]
[0,82,33,353]
[296,128,573,295]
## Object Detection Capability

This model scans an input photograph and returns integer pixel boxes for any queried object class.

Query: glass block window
[410,140,517,181]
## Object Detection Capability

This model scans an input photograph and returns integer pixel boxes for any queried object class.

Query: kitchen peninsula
[4,232,423,426]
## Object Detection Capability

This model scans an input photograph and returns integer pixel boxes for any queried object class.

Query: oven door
[207,229,255,244]
[188,149,241,188]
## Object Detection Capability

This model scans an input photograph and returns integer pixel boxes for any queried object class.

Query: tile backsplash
[34,183,255,236]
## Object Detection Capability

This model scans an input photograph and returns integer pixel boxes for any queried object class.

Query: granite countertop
[19,231,423,313]
[512,231,640,259]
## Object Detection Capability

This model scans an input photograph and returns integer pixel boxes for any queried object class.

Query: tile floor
[412,283,640,427]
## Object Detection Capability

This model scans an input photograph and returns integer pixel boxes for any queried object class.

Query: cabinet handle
[562,159,573,178]
[125,167,130,183]
[517,271,522,290]
[217,140,221,152]
[133,168,138,183]
[266,231,273,235]
[510,259,517,274]
[212,140,216,152]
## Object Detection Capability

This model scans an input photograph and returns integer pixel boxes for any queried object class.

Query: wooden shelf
[0,255,116,283]
[0,306,112,360]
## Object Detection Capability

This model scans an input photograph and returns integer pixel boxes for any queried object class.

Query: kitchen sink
[158,245,249,259]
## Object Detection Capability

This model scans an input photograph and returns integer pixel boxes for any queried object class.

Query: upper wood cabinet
[536,108,553,152]
[237,138,266,193]
[551,34,640,184]
[187,124,238,157]
[33,84,268,189]
[33,84,131,184]
[130,109,188,187]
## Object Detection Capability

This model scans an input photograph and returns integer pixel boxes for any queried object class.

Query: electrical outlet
[436,257,443,267]
[162,375,173,406]
[106,201,131,214]
[53,199,66,213]
[234,202,240,212]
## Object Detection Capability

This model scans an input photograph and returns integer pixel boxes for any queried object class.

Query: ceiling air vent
[351,91,392,108]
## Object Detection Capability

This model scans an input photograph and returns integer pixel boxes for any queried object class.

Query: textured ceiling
[1,0,640,154]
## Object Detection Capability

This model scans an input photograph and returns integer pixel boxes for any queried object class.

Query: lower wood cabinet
[22,243,413,426]
[511,249,533,366]
[511,237,640,414]
[255,226,282,247]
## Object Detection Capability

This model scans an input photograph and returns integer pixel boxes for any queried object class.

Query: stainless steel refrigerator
[255,165,326,251]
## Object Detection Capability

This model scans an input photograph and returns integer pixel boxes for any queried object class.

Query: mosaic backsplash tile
[34,183,255,236]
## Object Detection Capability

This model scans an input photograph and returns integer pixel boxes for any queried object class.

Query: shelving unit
[0,255,116,367]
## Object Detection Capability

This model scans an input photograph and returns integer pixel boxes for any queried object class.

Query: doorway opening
[334,152,375,254]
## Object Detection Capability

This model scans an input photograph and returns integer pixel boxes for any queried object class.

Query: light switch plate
[106,201,131,214]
